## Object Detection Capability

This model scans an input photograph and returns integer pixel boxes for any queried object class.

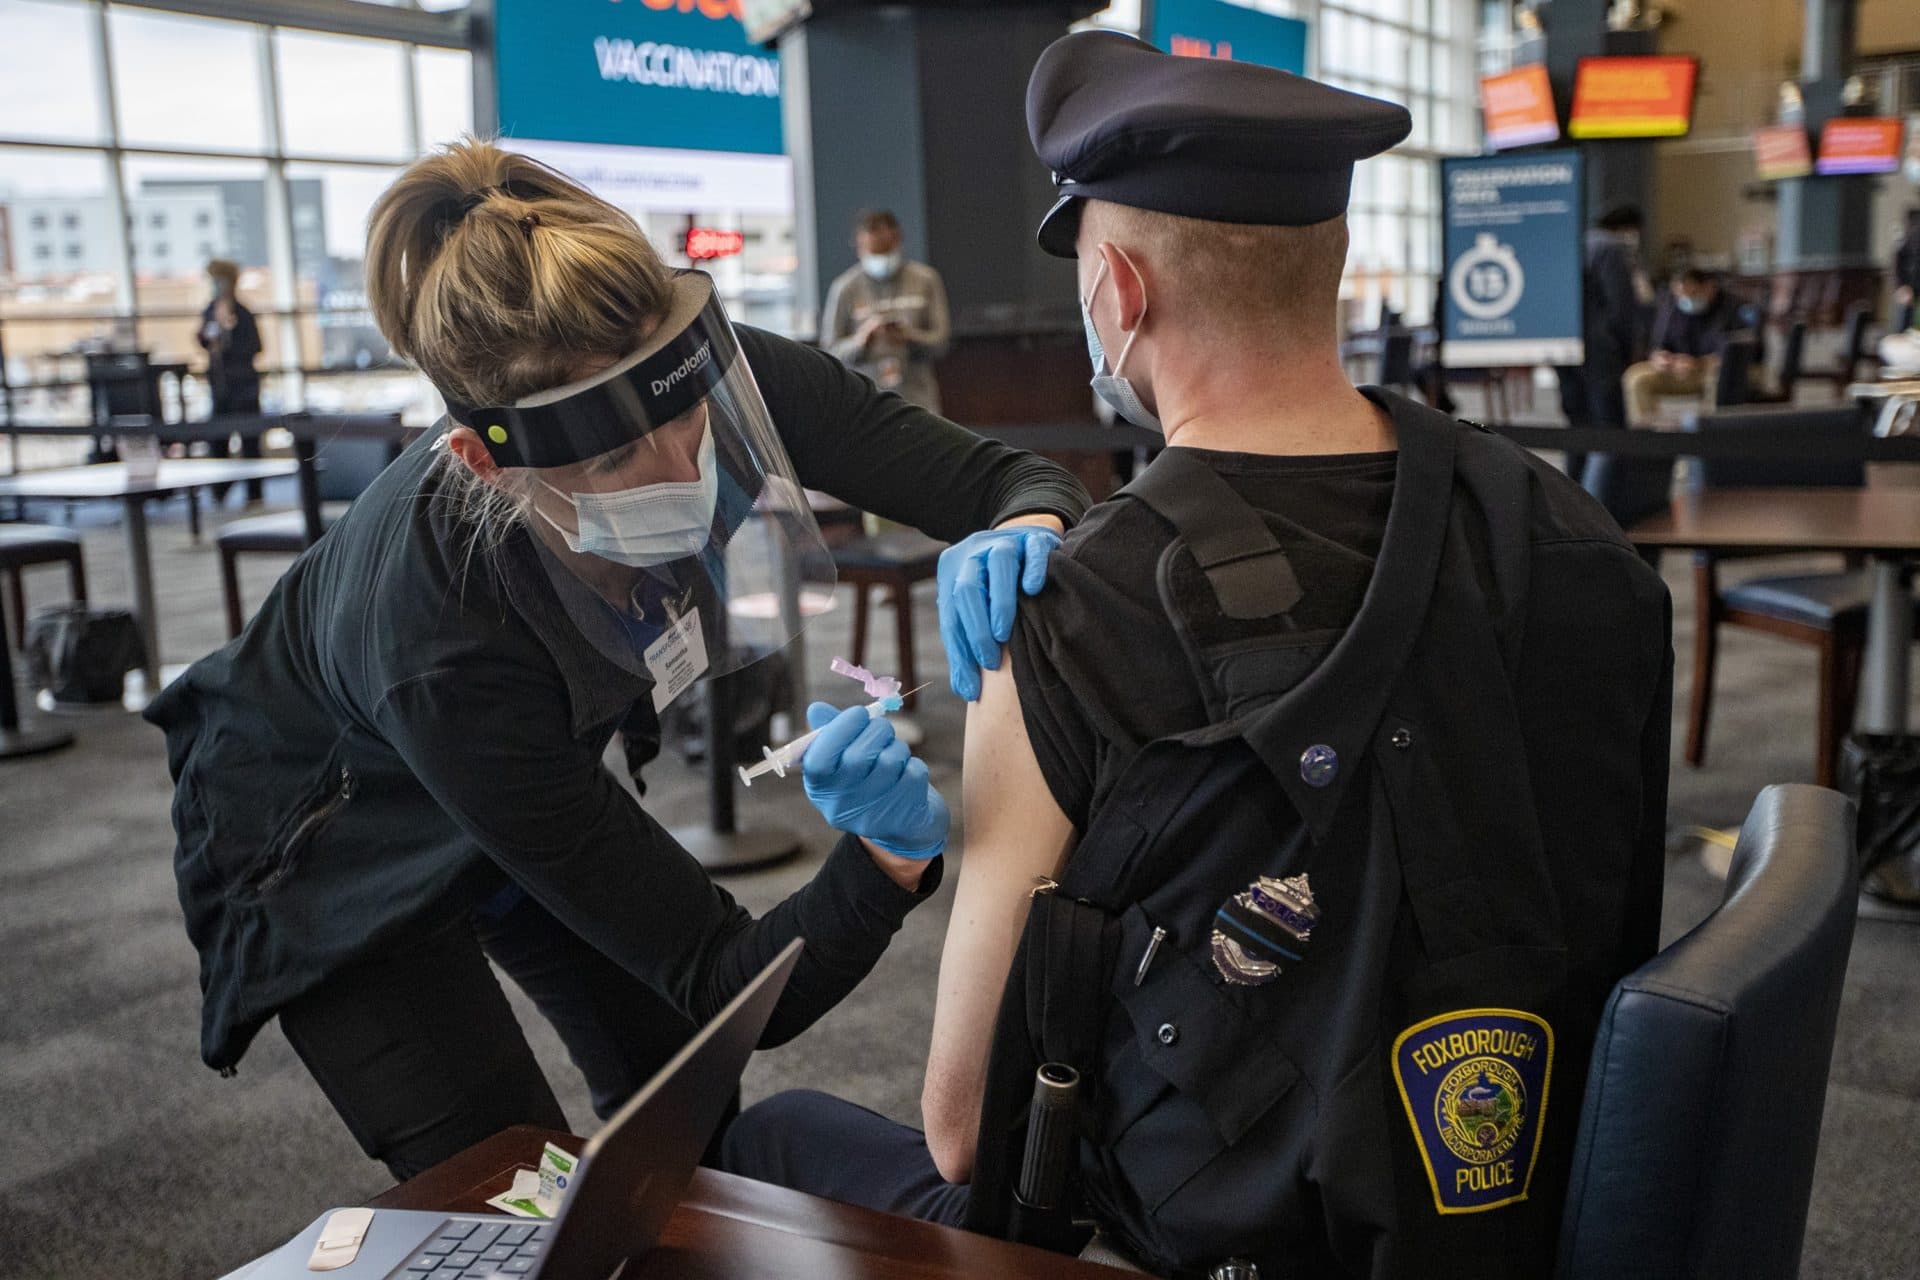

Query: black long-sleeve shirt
[147,326,1091,1071]
[198,297,262,393]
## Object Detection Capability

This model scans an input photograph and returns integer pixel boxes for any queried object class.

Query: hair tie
[518,212,541,237]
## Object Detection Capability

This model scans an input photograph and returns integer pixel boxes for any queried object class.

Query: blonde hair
[366,137,672,413]
[1080,200,1349,346]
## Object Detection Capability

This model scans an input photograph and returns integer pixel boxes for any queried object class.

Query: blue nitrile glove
[937,524,1063,701]
[801,702,949,859]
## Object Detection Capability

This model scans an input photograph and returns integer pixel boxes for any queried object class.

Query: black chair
[1710,337,1760,409]
[1556,783,1857,1280]
[1809,303,1880,394]
[1375,330,1415,392]
[216,434,395,637]
[0,524,87,650]
[1748,320,1807,405]
[1580,451,1674,542]
[1684,405,1897,786]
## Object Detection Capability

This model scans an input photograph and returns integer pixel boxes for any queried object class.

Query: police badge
[1210,873,1320,986]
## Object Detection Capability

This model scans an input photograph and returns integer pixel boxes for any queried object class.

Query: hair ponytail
[365,137,672,413]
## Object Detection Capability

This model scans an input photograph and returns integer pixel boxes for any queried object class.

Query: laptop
[236,939,802,1280]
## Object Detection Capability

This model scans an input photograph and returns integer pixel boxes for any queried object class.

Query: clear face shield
[447,271,837,700]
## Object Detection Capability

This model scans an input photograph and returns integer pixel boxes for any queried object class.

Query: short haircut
[853,209,900,237]
[1596,202,1644,232]
[1080,199,1348,343]
[206,258,240,284]
[1680,267,1716,288]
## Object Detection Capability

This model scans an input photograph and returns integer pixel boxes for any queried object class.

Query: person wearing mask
[145,141,1086,1178]
[198,259,266,503]
[1894,207,1919,332]
[1556,203,1643,478]
[1622,268,1743,425]
[821,210,952,412]
[722,35,1671,1280]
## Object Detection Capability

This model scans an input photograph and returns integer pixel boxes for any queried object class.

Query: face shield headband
[442,270,739,471]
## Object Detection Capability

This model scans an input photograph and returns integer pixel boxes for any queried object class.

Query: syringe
[738,694,905,787]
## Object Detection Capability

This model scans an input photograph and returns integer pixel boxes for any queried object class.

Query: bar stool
[831,530,945,709]
[0,524,87,650]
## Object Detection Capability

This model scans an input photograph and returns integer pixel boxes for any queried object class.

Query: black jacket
[146,327,1090,1072]
[1650,289,1742,359]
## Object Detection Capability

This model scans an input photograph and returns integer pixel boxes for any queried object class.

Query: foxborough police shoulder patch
[1391,1008,1554,1214]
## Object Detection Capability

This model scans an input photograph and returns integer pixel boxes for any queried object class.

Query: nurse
[146,140,1086,1177]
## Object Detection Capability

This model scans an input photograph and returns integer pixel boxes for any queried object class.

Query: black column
[779,4,1088,335]
[1776,0,1874,272]
[1541,0,1656,237]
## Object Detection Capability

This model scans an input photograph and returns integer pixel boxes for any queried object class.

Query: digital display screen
[1568,56,1699,139]
[1816,117,1904,176]
[1481,64,1559,150]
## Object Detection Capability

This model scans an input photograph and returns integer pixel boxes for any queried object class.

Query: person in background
[1894,206,1919,332]
[198,259,265,504]
[822,210,952,412]
[1556,202,1644,478]
[1622,268,1743,425]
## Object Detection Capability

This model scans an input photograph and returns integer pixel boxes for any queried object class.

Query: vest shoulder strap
[1119,450,1303,620]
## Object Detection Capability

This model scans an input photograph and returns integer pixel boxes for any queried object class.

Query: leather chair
[1684,405,1895,786]
[1557,783,1858,1280]
[217,434,396,637]
[0,524,87,649]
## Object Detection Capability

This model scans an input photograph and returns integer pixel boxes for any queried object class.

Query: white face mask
[1081,255,1162,433]
[861,251,903,280]
[539,421,720,568]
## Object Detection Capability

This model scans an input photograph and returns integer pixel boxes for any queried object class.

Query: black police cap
[1026,31,1413,257]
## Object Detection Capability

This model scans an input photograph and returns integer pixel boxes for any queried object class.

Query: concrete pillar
[778,5,1085,337]
[1541,0,1656,236]
[1776,0,1874,271]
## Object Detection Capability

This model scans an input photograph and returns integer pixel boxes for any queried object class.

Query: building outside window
[0,0,474,426]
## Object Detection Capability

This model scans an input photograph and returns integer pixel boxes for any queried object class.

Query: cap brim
[1036,194,1083,258]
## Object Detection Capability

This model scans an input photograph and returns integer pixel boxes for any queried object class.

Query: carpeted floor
[2,470,1917,1279]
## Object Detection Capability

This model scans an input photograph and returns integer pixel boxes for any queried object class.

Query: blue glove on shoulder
[801,702,949,859]
[937,524,1062,702]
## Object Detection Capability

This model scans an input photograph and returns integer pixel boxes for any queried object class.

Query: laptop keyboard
[391,1220,554,1279]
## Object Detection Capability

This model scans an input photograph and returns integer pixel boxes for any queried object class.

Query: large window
[1084,0,1479,326]
[0,1,473,424]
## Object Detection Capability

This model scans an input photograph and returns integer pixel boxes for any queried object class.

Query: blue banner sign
[496,0,783,156]
[1440,150,1585,367]
[1147,0,1309,74]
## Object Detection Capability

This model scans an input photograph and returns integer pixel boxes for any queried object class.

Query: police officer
[146,141,1085,1179]
[721,34,1672,1280]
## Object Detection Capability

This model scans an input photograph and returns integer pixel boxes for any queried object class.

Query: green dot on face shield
[487,425,509,445]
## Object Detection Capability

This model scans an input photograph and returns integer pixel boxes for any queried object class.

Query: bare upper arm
[922,659,1075,1183]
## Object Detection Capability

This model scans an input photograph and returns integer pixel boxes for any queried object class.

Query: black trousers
[719,1088,970,1227]
[279,888,702,1180]
[212,380,264,503]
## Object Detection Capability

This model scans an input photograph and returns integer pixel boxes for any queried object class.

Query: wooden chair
[1684,406,1886,786]
[0,524,87,650]
[1747,320,1806,405]
[1806,303,1880,394]
[830,530,945,710]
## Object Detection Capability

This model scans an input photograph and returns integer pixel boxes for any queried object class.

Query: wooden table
[368,1125,1126,1279]
[1628,487,1920,734]
[0,458,298,701]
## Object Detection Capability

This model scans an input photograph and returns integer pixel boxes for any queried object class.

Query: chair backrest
[85,351,157,421]
[1776,319,1807,395]
[1376,330,1414,388]
[1689,404,1869,490]
[1556,783,1858,1280]
[1712,337,1757,408]
[1841,302,1872,371]
[313,435,394,503]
